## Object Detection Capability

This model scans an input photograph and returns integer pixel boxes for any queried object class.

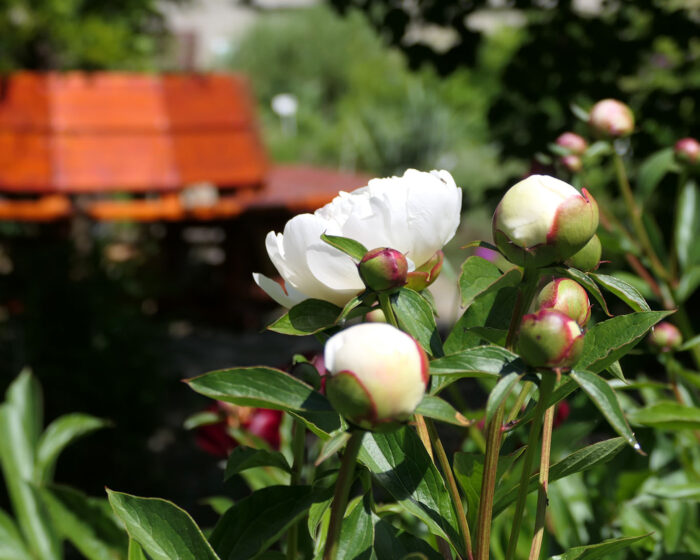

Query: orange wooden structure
[0,72,368,222]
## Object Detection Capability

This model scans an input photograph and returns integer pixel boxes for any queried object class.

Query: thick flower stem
[427,418,474,560]
[528,394,555,560]
[612,152,668,281]
[474,403,505,560]
[378,293,400,328]
[286,420,306,560]
[504,373,556,560]
[323,430,364,560]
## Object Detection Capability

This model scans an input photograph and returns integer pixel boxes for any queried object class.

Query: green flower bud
[518,309,584,369]
[324,323,429,431]
[492,175,599,268]
[406,250,443,291]
[648,322,683,353]
[589,99,634,138]
[358,247,408,293]
[674,138,700,166]
[535,278,591,327]
[564,234,602,272]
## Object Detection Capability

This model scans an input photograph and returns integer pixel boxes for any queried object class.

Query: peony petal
[252,273,306,308]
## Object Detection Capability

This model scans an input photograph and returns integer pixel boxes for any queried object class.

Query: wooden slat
[0,133,52,191]
[0,195,71,221]
[0,73,50,129]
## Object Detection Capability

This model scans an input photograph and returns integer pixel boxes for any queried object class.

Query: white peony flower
[253,169,462,307]
[324,323,428,430]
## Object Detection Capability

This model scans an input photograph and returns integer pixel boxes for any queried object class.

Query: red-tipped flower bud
[589,99,635,137]
[518,309,584,369]
[674,138,700,166]
[492,175,599,268]
[556,132,588,155]
[324,323,429,430]
[359,247,408,292]
[536,278,591,327]
[561,155,583,173]
[406,250,443,291]
[648,322,683,353]
[564,234,602,272]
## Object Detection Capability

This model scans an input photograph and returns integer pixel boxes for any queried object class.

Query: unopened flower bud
[406,250,443,291]
[674,138,700,166]
[359,247,408,293]
[324,323,428,430]
[556,132,588,155]
[518,309,584,369]
[535,278,591,327]
[564,234,601,272]
[589,99,634,137]
[492,175,599,268]
[648,322,682,352]
[561,155,583,173]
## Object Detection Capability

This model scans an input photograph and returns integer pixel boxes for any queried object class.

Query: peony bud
[560,155,583,173]
[492,175,599,268]
[556,132,588,155]
[324,323,428,430]
[406,250,443,291]
[358,247,408,293]
[535,278,591,327]
[518,309,584,369]
[648,322,683,352]
[564,234,602,272]
[674,138,700,166]
[589,99,634,137]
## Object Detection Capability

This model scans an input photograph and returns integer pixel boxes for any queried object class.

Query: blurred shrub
[222,6,524,204]
[0,0,175,71]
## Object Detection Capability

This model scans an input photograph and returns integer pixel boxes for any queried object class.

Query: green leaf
[570,370,640,451]
[224,447,291,480]
[36,413,110,484]
[486,372,523,424]
[429,346,525,394]
[627,401,700,430]
[590,273,650,312]
[128,540,147,560]
[459,257,522,308]
[0,373,61,560]
[321,234,368,261]
[647,483,700,500]
[549,533,651,559]
[675,179,699,271]
[200,497,234,516]
[558,267,611,316]
[358,427,463,557]
[638,147,674,203]
[575,310,673,373]
[0,507,30,560]
[517,377,579,425]
[268,299,343,336]
[187,366,332,412]
[415,395,470,426]
[465,327,507,346]
[373,517,442,560]
[606,360,625,382]
[680,332,700,352]
[40,485,127,560]
[290,410,343,440]
[210,485,317,560]
[583,140,612,159]
[493,438,626,518]
[392,288,443,357]
[336,495,373,560]
[315,431,351,466]
[569,103,590,122]
[676,265,700,303]
[107,490,219,560]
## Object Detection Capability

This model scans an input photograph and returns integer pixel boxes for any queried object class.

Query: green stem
[506,382,533,424]
[378,293,399,328]
[286,420,306,560]
[669,171,688,281]
[323,430,364,560]
[504,373,556,560]
[505,270,540,350]
[427,418,474,560]
[612,152,669,281]
[528,393,555,560]
[474,403,505,560]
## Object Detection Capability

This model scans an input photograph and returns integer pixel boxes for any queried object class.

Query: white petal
[252,273,305,308]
